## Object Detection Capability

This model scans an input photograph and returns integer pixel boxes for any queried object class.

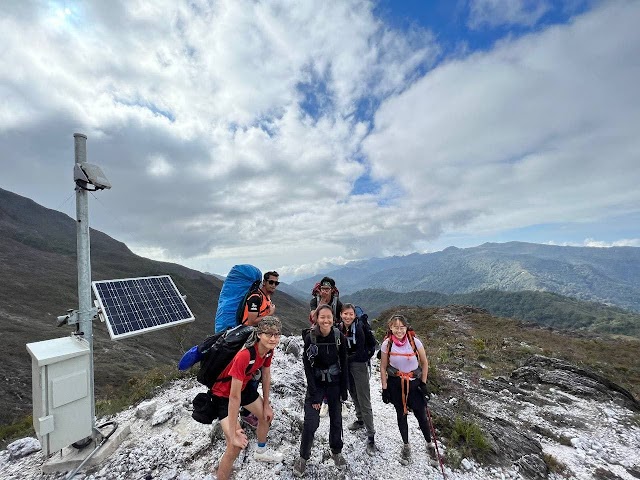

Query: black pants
[388,375,431,444]
[300,382,343,460]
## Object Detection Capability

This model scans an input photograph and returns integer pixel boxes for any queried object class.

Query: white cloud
[364,0,640,243]
[0,0,638,277]
[546,238,640,248]
[468,0,552,29]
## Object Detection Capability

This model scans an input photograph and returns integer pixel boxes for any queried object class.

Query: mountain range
[291,242,640,312]
[0,187,309,428]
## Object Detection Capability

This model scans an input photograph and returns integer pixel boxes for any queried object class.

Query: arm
[302,335,319,403]
[380,340,388,389]
[339,332,348,401]
[418,346,429,383]
[227,378,247,447]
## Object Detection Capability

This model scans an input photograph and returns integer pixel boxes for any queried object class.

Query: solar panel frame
[92,275,195,340]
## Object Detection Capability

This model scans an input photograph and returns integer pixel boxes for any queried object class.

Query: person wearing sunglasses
[293,304,349,477]
[241,271,279,327]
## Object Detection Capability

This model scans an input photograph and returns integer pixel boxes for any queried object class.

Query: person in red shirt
[212,316,284,480]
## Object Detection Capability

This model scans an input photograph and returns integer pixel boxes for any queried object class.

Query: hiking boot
[348,420,364,431]
[332,451,346,467]
[399,443,411,466]
[292,456,306,477]
[254,447,284,463]
[366,437,376,456]
[319,403,329,417]
[427,441,438,466]
[341,403,348,417]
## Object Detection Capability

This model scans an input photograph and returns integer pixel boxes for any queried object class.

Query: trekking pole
[426,406,447,479]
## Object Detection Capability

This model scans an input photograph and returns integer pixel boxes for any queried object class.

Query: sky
[1,0,639,280]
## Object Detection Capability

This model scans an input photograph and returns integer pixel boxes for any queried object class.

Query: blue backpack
[214,264,262,333]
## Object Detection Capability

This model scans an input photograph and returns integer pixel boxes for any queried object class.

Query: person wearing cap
[309,276,345,417]
[309,276,343,322]
[212,316,284,480]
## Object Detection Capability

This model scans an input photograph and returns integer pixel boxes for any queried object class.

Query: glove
[381,389,390,404]
[418,381,430,400]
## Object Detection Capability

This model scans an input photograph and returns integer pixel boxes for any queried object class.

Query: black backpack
[354,306,377,359]
[196,324,270,388]
[302,325,341,367]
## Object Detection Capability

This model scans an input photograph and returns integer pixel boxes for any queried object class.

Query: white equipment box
[26,336,92,456]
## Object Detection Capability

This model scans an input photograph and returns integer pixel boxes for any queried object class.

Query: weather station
[26,134,195,479]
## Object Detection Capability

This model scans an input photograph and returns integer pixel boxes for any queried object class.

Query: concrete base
[42,423,131,475]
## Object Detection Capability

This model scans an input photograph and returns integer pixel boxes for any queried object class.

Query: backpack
[354,306,377,359]
[196,324,272,388]
[309,282,340,324]
[384,328,419,360]
[302,325,341,368]
[214,264,262,333]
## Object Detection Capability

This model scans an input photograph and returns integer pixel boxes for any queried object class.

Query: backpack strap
[386,332,419,362]
[214,345,270,384]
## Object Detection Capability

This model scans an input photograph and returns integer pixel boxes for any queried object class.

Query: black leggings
[387,375,431,444]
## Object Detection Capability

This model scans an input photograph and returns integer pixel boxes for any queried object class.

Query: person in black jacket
[293,304,348,477]
[339,303,376,455]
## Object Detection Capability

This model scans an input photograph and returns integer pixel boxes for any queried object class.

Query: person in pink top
[379,314,437,466]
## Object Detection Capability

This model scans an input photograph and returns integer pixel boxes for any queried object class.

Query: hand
[381,389,390,404]
[312,403,321,410]
[263,402,274,423]
[418,381,430,399]
[232,427,248,448]
[269,304,276,315]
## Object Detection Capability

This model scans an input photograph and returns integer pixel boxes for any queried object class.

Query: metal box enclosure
[26,336,92,456]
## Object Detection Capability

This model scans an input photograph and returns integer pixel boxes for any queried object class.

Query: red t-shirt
[211,345,273,398]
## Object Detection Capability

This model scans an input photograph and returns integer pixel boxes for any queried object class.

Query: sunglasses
[266,280,280,286]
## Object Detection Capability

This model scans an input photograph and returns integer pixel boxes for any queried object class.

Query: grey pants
[348,360,375,436]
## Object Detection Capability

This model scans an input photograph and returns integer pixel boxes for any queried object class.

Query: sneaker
[332,451,346,467]
[341,403,348,417]
[254,447,284,463]
[348,420,364,431]
[293,456,306,477]
[399,443,411,466]
[366,438,376,456]
[427,442,438,466]
[240,413,259,429]
[319,403,329,417]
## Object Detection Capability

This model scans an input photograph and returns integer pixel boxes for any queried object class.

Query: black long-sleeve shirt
[302,327,348,403]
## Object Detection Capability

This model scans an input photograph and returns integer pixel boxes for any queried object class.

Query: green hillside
[346,288,640,337]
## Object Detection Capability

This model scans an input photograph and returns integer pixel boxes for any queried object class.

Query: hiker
[293,304,348,477]
[212,316,284,480]
[242,271,279,327]
[309,277,343,417]
[239,270,279,427]
[339,303,376,455]
[309,276,343,321]
[379,314,437,466]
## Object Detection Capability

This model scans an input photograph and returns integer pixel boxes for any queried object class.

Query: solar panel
[92,275,195,340]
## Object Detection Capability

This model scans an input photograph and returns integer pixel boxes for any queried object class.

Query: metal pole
[74,133,96,428]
